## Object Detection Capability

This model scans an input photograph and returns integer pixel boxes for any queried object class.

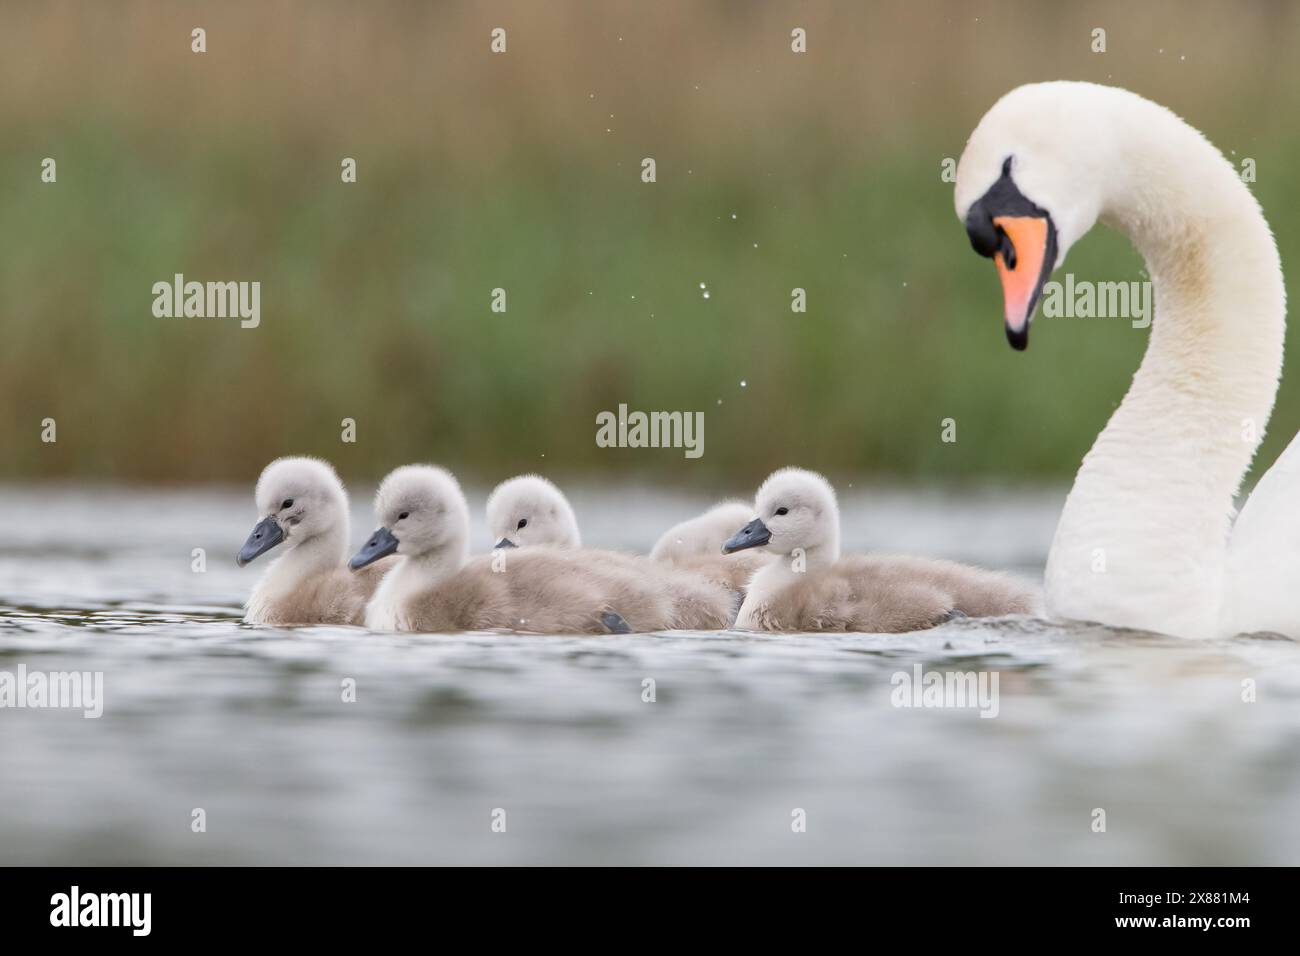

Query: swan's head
[349,465,470,569]
[723,468,840,562]
[955,82,1119,349]
[238,457,348,566]
[485,474,581,550]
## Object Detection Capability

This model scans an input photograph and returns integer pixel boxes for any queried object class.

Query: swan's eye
[281,499,294,510]
[775,507,789,516]
[398,512,409,521]
[517,518,528,530]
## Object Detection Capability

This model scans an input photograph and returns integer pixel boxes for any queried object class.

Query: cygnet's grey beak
[494,538,517,549]
[237,516,285,567]
[350,527,399,570]
[723,518,771,554]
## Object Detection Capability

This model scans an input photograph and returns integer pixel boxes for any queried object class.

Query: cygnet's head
[349,465,470,570]
[723,468,840,562]
[485,474,580,549]
[237,457,348,567]
[650,500,753,561]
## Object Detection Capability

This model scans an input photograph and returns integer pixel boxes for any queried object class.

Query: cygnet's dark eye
[398,512,410,521]
[775,507,789,516]
[281,499,294,510]
[517,518,528,530]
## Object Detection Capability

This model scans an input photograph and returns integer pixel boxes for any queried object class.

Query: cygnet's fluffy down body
[726,468,1038,633]
[356,466,735,634]
[650,500,775,595]
[389,545,733,634]
[737,553,1036,632]
[484,474,745,622]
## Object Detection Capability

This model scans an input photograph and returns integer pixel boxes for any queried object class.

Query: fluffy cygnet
[351,465,734,633]
[485,474,581,549]
[237,457,394,626]
[724,468,1039,632]
[485,472,753,611]
[650,499,775,593]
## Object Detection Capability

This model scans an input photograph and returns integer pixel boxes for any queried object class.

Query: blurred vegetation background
[2,0,1299,489]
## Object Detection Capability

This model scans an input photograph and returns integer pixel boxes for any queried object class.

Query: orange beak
[992,215,1050,350]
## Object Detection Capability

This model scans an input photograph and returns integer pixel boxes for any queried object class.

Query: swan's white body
[1224,432,1300,635]
[956,82,1288,639]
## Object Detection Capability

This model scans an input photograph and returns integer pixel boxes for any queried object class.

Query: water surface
[1,485,1296,865]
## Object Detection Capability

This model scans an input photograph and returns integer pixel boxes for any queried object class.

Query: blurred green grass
[2,1,1299,488]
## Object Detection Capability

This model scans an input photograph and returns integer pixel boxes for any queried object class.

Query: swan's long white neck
[1045,101,1285,638]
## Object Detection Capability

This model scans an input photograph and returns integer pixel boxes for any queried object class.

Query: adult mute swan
[722,468,1037,632]
[955,81,1287,639]
[236,457,393,626]
[350,465,735,633]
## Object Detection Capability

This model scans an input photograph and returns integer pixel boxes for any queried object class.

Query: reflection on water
[1,484,1297,865]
